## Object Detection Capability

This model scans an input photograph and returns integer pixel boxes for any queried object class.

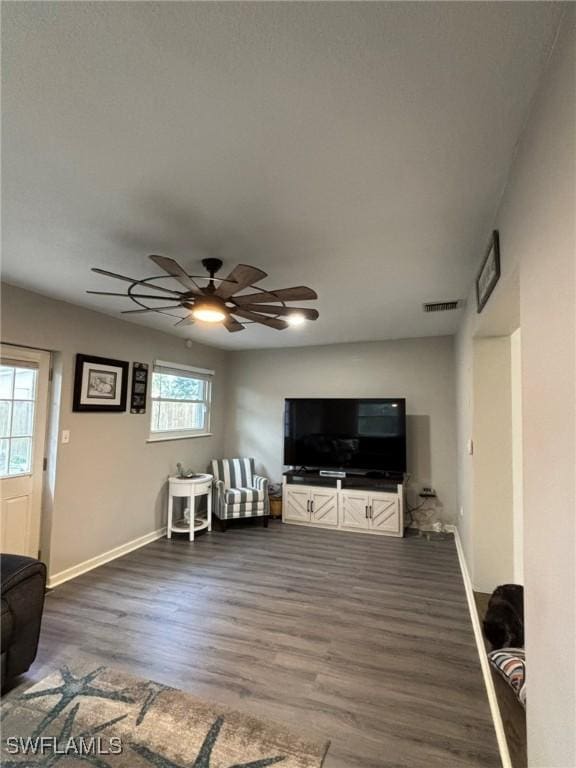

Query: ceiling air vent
[422,300,464,313]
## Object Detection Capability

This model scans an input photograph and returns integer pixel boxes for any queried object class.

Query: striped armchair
[210,457,269,530]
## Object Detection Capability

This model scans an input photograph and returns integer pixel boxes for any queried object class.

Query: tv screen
[284,398,406,473]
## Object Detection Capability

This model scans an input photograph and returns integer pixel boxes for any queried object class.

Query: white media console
[282,472,405,537]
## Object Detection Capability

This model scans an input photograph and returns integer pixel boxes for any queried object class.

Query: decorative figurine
[176,462,198,479]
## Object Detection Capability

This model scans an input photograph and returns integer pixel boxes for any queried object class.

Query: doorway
[0,344,50,557]
[471,328,523,591]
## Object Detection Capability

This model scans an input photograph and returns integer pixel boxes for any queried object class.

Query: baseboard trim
[447,524,512,768]
[47,528,166,589]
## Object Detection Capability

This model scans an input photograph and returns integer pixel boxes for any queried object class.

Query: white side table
[167,474,213,541]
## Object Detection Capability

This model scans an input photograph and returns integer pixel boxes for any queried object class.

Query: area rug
[1,662,329,767]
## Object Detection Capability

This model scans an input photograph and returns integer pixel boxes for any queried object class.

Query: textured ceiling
[1,2,563,349]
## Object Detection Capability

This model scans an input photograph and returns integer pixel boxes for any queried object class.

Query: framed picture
[476,230,501,313]
[130,362,149,414]
[73,354,129,412]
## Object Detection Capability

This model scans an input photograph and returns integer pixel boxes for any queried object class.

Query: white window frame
[0,358,39,478]
[147,360,214,443]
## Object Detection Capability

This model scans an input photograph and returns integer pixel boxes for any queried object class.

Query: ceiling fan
[87,256,319,333]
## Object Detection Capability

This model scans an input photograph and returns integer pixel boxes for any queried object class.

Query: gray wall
[455,10,575,765]
[1,283,228,578]
[224,337,457,521]
[472,336,514,593]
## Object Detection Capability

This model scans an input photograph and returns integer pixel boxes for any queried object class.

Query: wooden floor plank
[13,522,500,767]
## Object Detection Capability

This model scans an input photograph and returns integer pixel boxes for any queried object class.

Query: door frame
[0,343,51,557]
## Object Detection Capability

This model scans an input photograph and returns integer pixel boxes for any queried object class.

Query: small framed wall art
[130,362,149,414]
[73,354,129,412]
[476,230,501,313]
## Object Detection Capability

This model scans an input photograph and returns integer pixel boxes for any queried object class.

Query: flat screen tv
[284,398,406,473]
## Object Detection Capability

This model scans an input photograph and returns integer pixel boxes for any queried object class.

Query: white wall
[510,328,523,585]
[518,12,575,762]
[224,336,457,522]
[455,10,575,766]
[1,283,228,578]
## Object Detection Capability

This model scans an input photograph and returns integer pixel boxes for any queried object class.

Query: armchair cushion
[224,487,266,504]
[225,501,266,517]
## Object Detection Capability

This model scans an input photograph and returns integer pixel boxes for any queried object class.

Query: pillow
[488,648,526,707]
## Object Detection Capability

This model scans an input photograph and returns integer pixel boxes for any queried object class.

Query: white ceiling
[2,2,562,349]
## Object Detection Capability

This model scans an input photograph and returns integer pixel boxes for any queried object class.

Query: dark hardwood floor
[16,522,500,767]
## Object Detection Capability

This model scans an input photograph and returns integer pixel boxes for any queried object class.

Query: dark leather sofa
[1,554,47,689]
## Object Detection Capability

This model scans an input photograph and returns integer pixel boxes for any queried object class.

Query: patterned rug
[1,662,329,767]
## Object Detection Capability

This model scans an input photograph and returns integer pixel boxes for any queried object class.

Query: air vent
[422,300,464,313]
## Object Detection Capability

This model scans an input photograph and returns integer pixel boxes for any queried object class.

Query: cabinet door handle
[310,500,314,515]
[365,505,368,519]
[307,499,310,513]
[369,505,373,519]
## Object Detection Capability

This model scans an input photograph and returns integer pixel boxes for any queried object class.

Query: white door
[283,487,311,522]
[0,345,50,557]
[340,491,371,530]
[311,489,338,527]
[370,494,401,535]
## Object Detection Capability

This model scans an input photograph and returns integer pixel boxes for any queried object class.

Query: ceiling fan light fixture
[88,255,319,333]
[191,297,227,323]
[287,312,307,327]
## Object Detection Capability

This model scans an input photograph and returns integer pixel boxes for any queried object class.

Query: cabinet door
[340,491,371,530]
[311,490,338,527]
[283,487,311,522]
[370,494,401,535]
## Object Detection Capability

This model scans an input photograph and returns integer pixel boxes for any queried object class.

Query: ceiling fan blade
[121,305,182,314]
[87,291,183,300]
[214,264,268,300]
[231,308,288,330]
[223,316,245,333]
[149,255,204,294]
[233,286,317,305]
[91,268,184,296]
[174,316,195,327]
[238,304,319,320]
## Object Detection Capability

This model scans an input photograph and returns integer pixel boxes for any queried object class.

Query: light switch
[61,430,70,444]
[467,439,474,455]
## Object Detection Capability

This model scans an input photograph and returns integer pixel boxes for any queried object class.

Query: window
[149,361,213,440]
[0,362,38,477]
